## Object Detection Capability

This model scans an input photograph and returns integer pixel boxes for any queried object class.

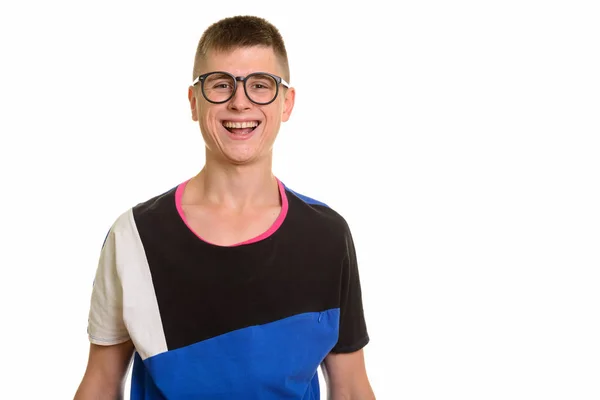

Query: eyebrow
[206,72,232,80]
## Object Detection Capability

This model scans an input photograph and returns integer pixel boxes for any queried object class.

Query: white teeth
[223,121,259,129]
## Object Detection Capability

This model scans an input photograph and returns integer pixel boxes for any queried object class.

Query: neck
[187,152,280,210]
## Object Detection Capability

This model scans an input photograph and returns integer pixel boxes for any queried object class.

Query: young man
[74,15,374,400]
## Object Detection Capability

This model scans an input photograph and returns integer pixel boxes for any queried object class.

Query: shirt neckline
[174,177,289,247]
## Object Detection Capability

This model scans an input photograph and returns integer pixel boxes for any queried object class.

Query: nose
[227,81,252,111]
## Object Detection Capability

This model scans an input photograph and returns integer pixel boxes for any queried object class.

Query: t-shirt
[86,178,369,399]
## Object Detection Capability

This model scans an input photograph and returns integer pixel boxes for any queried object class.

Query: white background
[1,0,599,399]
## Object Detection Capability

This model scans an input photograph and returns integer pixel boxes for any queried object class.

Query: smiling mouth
[222,120,260,135]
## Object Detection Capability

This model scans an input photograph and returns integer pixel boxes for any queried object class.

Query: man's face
[188,46,295,166]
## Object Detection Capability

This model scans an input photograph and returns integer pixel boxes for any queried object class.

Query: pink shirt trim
[174,178,289,247]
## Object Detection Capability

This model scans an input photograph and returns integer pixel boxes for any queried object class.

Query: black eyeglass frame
[192,71,290,105]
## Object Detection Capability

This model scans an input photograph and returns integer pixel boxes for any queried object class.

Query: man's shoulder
[106,182,182,236]
[283,184,329,208]
[282,182,351,235]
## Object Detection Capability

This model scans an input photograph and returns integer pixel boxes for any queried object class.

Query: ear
[281,87,296,123]
[188,86,198,122]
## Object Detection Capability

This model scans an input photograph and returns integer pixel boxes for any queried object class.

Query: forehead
[202,46,282,76]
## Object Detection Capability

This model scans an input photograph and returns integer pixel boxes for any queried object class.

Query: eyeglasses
[192,71,290,105]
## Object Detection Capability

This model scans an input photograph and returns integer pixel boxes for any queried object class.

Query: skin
[74,340,134,399]
[323,351,376,399]
[74,45,374,399]
[181,46,296,246]
[190,46,294,168]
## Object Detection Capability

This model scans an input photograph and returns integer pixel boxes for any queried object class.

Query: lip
[221,118,261,124]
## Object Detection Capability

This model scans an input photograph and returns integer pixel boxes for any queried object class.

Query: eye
[204,73,234,91]
[212,82,232,90]
[247,74,275,90]
[249,80,273,90]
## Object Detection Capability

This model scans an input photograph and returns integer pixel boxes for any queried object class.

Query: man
[74,15,374,400]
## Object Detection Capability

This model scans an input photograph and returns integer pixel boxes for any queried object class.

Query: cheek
[264,105,284,127]
[199,106,220,133]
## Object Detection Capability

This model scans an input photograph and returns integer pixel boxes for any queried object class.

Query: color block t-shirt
[86,179,369,399]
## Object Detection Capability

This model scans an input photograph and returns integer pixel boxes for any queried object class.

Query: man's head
[188,16,295,166]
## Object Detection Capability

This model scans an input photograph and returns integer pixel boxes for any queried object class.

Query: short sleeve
[331,222,370,353]
[86,227,130,345]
